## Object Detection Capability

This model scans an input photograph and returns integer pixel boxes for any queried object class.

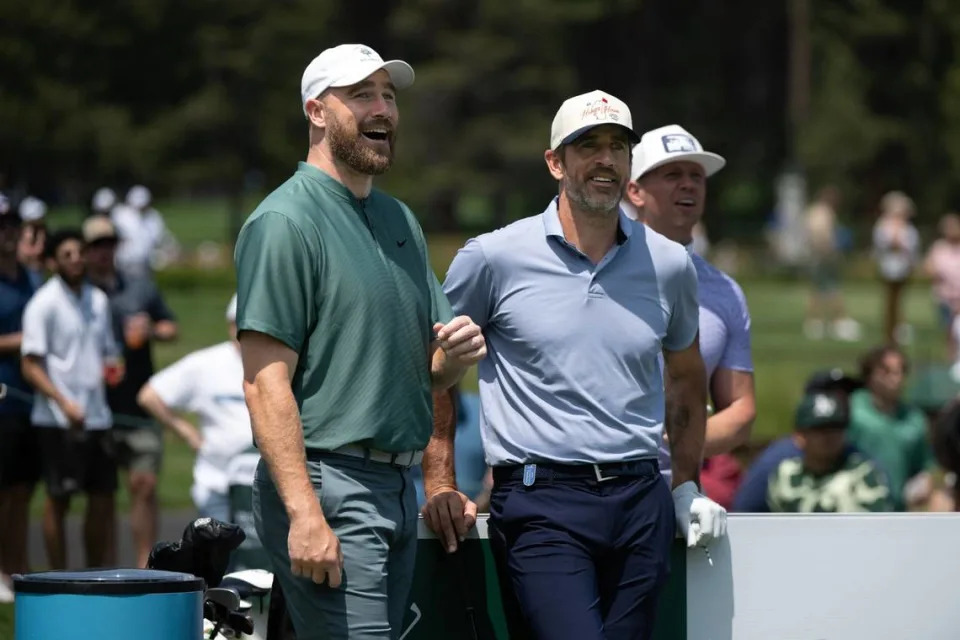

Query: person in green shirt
[234,44,486,640]
[767,391,893,513]
[847,345,937,511]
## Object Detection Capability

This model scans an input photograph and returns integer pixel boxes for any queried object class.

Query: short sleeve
[234,212,317,353]
[663,253,699,352]
[21,296,48,357]
[149,355,199,411]
[442,239,495,329]
[429,271,454,327]
[718,281,754,372]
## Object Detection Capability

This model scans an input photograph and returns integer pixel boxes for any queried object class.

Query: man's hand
[288,508,343,587]
[434,316,486,366]
[124,313,152,350]
[422,488,478,554]
[672,481,727,548]
[58,399,85,430]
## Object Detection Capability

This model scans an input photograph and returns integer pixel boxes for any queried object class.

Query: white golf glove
[672,481,727,548]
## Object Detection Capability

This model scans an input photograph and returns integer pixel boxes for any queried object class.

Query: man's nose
[369,95,392,117]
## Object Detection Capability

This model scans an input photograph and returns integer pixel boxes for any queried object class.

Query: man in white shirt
[21,229,123,569]
[137,294,253,523]
[111,185,174,279]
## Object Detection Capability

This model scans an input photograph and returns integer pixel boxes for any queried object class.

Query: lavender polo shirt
[442,199,700,466]
[658,249,754,483]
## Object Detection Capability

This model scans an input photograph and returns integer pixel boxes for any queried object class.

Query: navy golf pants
[489,462,675,640]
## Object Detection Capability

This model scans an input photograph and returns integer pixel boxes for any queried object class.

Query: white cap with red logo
[550,90,640,150]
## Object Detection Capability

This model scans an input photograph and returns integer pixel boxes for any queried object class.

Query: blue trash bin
[14,568,204,640]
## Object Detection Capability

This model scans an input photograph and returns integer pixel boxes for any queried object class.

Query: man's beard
[59,268,85,288]
[326,110,395,176]
[562,175,625,217]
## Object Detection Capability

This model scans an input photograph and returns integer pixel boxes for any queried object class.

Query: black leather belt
[492,459,659,485]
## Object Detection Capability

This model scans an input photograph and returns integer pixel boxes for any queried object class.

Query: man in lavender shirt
[623,125,756,498]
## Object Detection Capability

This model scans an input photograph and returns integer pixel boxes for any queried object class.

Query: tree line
[2,0,959,241]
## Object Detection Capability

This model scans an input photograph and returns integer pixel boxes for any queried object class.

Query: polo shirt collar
[296,161,361,204]
[541,197,633,244]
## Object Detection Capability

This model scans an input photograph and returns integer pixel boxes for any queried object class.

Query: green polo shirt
[847,388,935,510]
[234,162,453,453]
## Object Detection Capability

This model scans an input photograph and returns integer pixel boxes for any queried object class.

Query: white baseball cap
[126,185,152,209]
[630,124,726,181]
[300,44,415,116]
[550,90,640,150]
[92,187,117,213]
[226,294,238,323]
[18,196,46,222]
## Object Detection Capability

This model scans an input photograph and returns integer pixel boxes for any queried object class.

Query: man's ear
[545,148,565,181]
[305,97,326,129]
[625,180,646,209]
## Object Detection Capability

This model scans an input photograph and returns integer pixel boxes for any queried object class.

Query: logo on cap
[359,47,376,58]
[662,134,696,153]
[812,394,837,418]
[581,97,621,123]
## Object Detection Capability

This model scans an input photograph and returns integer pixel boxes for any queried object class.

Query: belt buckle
[593,464,617,483]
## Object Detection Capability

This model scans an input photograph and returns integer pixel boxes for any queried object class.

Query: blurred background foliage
[4,0,960,241]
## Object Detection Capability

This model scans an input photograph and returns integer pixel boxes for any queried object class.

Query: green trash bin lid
[13,569,205,595]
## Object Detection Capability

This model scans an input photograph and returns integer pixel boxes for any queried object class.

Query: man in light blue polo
[623,125,756,503]
[437,91,727,640]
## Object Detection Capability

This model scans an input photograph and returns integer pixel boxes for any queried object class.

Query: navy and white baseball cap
[550,90,640,150]
[300,44,415,117]
[630,124,726,181]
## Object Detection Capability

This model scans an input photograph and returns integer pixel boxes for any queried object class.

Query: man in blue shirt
[623,124,756,503]
[429,91,727,640]
[0,205,38,592]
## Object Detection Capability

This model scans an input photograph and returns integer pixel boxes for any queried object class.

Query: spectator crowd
[0,186,254,604]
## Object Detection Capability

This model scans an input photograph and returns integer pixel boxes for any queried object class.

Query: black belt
[492,459,659,485]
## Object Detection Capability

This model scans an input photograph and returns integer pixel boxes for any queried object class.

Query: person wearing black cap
[764,391,892,513]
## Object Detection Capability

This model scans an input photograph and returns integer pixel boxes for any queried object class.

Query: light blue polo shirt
[658,249,754,483]
[443,199,700,466]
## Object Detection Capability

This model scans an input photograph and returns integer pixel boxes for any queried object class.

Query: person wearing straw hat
[623,125,756,508]
[234,44,486,639]
[84,214,179,569]
[437,92,726,640]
